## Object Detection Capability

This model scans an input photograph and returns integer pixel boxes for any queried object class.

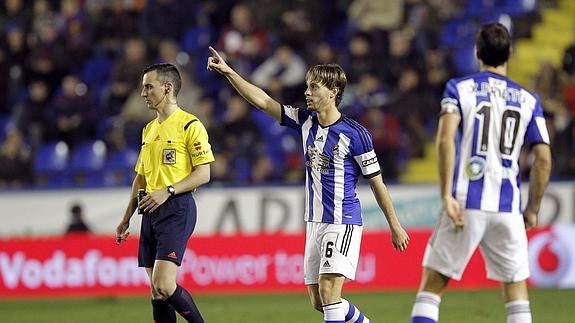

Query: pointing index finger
[208,46,222,59]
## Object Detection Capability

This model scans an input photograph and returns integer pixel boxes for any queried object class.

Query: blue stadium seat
[67,140,108,186]
[103,148,138,186]
[0,115,13,142]
[181,26,214,55]
[439,18,477,49]
[501,0,536,16]
[80,54,113,106]
[453,45,480,76]
[33,141,70,187]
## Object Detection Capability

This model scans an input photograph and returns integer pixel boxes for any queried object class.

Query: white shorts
[304,222,363,285]
[423,208,529,282]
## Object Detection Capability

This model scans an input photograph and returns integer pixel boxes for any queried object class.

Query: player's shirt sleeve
[525,97,550,146]
[350,126,381,178]
[440,79,461,116]
[184,118,215,166]
[280,104,312,130]
[135,127,146,175]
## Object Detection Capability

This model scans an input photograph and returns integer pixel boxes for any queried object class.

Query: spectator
[219,95,263,182]
[217,3,269,75]
[106,37,149,115]
[44,75,95,148]
[562,28,575,76]
[65,202,91,234]
[359,106,402,181]
[0,128,33,188]
[12,78,51,148]
[347,0,404,60]
[252,44,307,103]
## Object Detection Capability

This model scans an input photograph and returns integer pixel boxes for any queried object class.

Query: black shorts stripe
[339,225,350,256]
[340,225,354,256]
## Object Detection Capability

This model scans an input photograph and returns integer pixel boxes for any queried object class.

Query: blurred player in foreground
[116,63,214,323]
[208,47,409,323]
[410,23,551,323]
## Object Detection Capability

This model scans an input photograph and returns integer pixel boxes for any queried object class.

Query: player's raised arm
[207,46,282,122]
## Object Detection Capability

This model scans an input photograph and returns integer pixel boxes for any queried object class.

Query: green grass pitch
[0,289,573,322]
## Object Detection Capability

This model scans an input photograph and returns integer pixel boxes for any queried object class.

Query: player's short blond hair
[305,64,347,107]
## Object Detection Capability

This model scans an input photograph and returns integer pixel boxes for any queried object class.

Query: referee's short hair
[143,63,182,96]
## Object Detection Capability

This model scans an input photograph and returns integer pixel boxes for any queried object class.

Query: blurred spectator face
[2,129,24,155]
[315,43,335,64]
[125,38,146,62]
[158,40,179,63]
[231,4,252,31]
[29,80,49,102]
[399,69,420,91]
[225,96,249,122]
[61,0,81,18]
[62,75,84,97]
[38,20,59,43]
[6,0,24,14]
[197,97,215,118]
[276,45,293,65]
[6,27,24,51]
[390,30,410,57]
[359,73,379,92]
[33,0,51,16]
[349,36,370,57]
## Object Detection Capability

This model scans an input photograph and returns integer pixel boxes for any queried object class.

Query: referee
[116,63,213,323]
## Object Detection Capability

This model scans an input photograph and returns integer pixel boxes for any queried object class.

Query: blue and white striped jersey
[281,104,380,225]
[441,71,550,214]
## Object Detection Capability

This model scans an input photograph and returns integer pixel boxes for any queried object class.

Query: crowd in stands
[0,0,574,189]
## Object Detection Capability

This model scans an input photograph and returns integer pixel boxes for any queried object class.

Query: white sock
[506,300,531,323]
[411,291,441,322]
[341,298,370,322]
[323,301,345,323]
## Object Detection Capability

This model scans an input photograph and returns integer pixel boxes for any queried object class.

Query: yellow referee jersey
[135,108,215,192]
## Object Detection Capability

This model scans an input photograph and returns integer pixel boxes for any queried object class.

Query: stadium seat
[80,54,113,106]
[439,18,476,49]
[0,115,13,142]
[181,26,214,55]
[502,0,536,16]
[103,148,138,186]
[33,141,70,187]
[453,45,480,75]
[67,140,108,186]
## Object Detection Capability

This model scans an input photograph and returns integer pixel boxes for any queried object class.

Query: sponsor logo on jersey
[361,156,378,167]
[193,141,202,151]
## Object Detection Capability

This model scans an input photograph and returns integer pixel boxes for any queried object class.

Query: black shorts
[138,193,197,267]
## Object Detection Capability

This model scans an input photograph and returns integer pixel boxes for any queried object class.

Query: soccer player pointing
[410,24,551,323]
[116,63,214,323]
[208,46,409,323]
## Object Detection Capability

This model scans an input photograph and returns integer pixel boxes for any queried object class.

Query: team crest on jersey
[332,144,339,154]
[163,149,176,164]
[306,146,330,174]
[466,156,485,180]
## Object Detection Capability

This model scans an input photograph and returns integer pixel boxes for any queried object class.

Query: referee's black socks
[166,284,204,323]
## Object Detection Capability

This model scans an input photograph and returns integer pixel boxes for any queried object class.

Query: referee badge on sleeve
[163,149,176,164]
